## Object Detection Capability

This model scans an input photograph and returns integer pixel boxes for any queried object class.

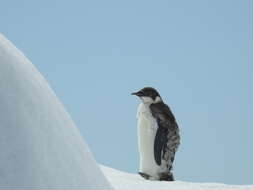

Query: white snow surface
[101,165,253,190]
[0,34,113,190]
[0,33,252,190]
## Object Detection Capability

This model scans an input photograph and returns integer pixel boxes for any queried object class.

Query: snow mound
[101,166,253,190]
[0,34,113,190]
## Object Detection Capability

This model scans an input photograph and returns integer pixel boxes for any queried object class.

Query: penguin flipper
[154,126,168,165]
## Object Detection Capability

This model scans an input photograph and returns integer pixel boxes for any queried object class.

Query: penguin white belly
[137,103,161,179]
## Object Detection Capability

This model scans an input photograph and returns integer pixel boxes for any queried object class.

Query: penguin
[132,87,180,181]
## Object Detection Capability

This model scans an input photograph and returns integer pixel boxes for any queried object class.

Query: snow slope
[101,166,253,190]
[0,34,113,190]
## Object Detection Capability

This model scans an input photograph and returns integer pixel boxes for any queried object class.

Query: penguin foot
[138,172,150,180]
[159,173,174,181]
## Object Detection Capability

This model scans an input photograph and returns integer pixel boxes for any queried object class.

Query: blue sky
[1,0,253,185]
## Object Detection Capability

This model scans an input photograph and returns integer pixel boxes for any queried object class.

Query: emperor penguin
[132,87,180,181]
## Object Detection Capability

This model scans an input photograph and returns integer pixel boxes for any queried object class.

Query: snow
[0,33,252,190]
[101,165,253,190]
[0,33,113,190]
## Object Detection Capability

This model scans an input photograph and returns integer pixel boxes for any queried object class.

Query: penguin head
[131,87,162,104]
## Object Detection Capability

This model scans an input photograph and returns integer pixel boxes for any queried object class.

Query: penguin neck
[141,96,162,106]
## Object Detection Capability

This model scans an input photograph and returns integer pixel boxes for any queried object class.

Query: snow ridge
[101,165,253,190]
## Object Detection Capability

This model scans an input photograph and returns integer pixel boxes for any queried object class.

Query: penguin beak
[131,91,142,97]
